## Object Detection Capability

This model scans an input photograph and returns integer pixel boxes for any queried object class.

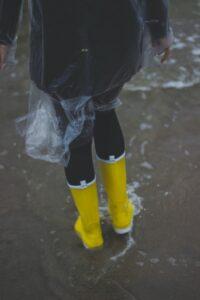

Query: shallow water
[0,1,200,299]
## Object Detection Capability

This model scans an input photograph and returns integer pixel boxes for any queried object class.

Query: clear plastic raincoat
[0,0,173,165]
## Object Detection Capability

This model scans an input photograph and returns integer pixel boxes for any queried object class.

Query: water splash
[127,181,143,216]
[110,233,135,261]
[98,181,142,262]
[99,181,143,219]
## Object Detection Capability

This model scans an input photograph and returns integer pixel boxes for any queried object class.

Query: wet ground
[0,1,200,299]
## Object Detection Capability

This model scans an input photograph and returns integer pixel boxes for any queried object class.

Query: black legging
[65,109,125,186]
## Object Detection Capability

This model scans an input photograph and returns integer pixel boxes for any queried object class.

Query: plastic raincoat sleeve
[145,0,170,41]
[0,0,23,45]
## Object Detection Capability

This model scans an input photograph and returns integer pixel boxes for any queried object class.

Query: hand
[152,36,173,63]
[160,47,171,63]
[0,44,8,70]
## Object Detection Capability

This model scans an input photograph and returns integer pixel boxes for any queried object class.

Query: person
[0,0,173,250]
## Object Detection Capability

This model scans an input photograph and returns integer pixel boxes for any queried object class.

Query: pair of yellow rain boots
[69,154,135,250]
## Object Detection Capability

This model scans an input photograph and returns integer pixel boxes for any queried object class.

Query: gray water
[0,1,200,299]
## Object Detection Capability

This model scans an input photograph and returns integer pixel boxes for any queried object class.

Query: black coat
[0,0,170,99]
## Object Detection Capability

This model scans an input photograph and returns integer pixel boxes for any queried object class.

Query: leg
[93,109,134,234]
[64,141,103,249]
[65,140,95,187]
[93,109,125,161]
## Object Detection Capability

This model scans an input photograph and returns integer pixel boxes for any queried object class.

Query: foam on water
[135,254,200,268]
[168,257,177,266]
[99,181,143,219]
[171,39,186,50]
[140,140,149,156]
[127,181,143,216]
[162,77,200,89]
[128,135,136,147]
[110,233,135,261]
[140,161,154,170]
[191,48,200,55]
[0,150,8,156]
[150,258,160,264]
[139,123,153,130]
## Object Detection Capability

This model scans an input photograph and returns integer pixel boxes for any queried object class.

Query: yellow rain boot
[69,180,104,250]
[98,153,135,234]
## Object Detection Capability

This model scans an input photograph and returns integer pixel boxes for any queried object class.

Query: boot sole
[112,209,134,234]
[75,230,104,250]
[113,220,134,234]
